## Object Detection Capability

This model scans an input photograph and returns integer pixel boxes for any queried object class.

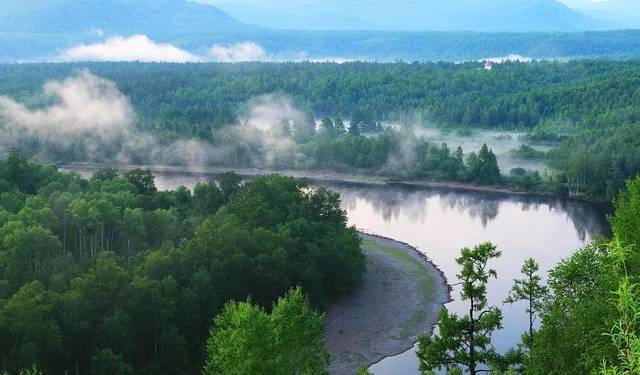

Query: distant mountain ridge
[0,0,262,61]
[1,0,244,34]
[0,0,637,62]
[205,0,611,32]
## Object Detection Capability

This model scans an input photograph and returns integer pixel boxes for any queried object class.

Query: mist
[0,71,553,177]
[387,121,552,175]
[0,72,308,170]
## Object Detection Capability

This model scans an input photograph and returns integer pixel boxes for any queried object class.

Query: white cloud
[61,35,270,63]
[208,42,267,62]
[240,94,304,131]
[0,71,133,134]
[483,54,533,63]
[61,35,203,63]
[0,71,136,161]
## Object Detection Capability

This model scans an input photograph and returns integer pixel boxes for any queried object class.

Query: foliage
[3,61,640,199]
[610,176,640,250]
[0,154,364,374]
[599,245,640,375]
[504,258,547,353]
[417,242,502,375]
[530,178,640,374]
[203,287,328,375]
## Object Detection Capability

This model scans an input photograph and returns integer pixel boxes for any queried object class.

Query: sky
[204,0,640,13]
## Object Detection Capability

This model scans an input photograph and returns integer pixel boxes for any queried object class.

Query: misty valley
[2,1,640,374]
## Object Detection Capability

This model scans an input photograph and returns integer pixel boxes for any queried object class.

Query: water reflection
[315,181,609,375]
[319,182,609,241]
[68,168,611,375]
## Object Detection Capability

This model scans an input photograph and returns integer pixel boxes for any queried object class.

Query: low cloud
[60,35,269,63]
[482,54,533,63]
[0,71,133,135]
[0,71,135,161]
[208,42,267,62]
[0,72,308,169]
[61,35,203,63]
[239,94,305,131]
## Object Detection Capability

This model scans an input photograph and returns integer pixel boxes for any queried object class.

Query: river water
[317,181,609,374]
[67,168,610,374]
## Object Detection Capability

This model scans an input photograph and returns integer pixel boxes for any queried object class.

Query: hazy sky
[205,0,640,13]
[558,0,638,10]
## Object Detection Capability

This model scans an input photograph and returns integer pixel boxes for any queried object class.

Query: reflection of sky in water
[67,168,609,375]
[322,182,609,375]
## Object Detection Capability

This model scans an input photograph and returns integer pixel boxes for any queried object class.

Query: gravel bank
[324,233,450,375]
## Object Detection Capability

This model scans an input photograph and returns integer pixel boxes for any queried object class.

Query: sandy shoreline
[324,232,450,375]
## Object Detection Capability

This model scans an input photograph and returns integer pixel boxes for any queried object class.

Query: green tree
[0,282,63,374]
[215,171,242,200]
[334,117,346,136]
[124,169,157,195]
[270,287,329,373]
[610,176,640,250]
[203,287,328,375]
[356,368,373,375]
[348,121,360,136]
[504,258,547,354]
[90,349,133,375]
[530,243,618,374]
[319,117,336,139]
[193,182,224,215]
[417,242,503,375]
[467,144,501,185]
[599,242,640,375]
[0,221,61,289]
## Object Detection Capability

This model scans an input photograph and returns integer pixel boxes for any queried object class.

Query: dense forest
[1,154,640,374]
[0,60,639,200]
[0,152,365,374]
[2,61,639,130]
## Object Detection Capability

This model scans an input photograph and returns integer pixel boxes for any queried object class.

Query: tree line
[2,60,638,200]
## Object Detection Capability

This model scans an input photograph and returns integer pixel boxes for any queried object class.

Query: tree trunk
[469,295,476,375]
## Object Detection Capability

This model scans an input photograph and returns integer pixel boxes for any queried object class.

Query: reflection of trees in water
[439,192,501,227]
[328,184,504,228]
[331,185,429,223]
[324,182,610,239]
[551,199,610,242]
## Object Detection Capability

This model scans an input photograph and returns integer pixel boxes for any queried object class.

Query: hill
[205,0,610,32]
[0,0,638,62]
[0,0,256,60]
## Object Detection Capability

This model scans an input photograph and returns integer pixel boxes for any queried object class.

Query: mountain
[562,0,640,29]
[0,0,638,63]
[203,0,611,32]
[0,0,256,60]
[1,0,245,34]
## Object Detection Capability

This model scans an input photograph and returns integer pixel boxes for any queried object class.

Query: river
[317,181,609,374]
[66,167,610,374]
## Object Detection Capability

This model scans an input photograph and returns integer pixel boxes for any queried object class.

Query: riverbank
[324,233,450,375]
[61,162,559,200]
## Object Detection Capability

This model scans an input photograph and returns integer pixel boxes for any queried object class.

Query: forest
[1,153,639,374]
[0,151,364,374]
[1,60,638,201]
